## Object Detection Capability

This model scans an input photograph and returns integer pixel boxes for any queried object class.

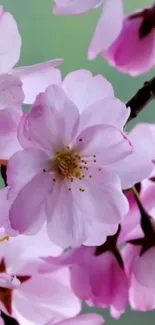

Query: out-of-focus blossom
[0,227,81,325]
[0,6,63,162]
[6,70,135,248]
[44,313,104,325]
[104,5,155,76]
[0,5,63,104]
[119,123,155,243]
[123,244,155,311]
[42,245,129,319]
[53,0,124,58]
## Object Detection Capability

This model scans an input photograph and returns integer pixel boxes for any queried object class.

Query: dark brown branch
[126,76,155,122]
[0,311,20,325]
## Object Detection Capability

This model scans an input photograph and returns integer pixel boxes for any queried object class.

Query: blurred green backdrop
[1,0,155,324]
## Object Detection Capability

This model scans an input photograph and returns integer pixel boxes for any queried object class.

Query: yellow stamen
[0,236,9,242]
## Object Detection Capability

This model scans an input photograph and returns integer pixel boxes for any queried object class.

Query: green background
[1,0,155,324]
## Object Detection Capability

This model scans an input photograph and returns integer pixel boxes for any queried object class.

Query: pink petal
[0,273,20,289]
[12,59,63,104]
[0,7,21,73]
[53,0,103,15]
[74,124,133,165]
[46,85,79,144]
[0,108,22,159]
[0,318,4,325]
[52,314,104,325]
[62,70,114,113]
[46,182,87,248]
[70,169,129,224]
[16,270,81,323]
[7,148,50,195]
[71,265,92,300]
[133,247,155,289]
[0,187,12,230]
[18,94,59,152]
[18,112,36,149]
[84,222,118,246]
[0,74,24,109]
[79,97,130,132]
[110,123,155,189]
[88,0,124,59]
[20,225,62,259]
[129,275,155,311]
[104,16,155,76]
[19,85,79,153]
[9,172,52,234]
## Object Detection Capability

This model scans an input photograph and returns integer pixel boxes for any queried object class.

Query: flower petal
[62,70,114,113]
[16,269,81,322]
[12,59,63,104]
[9,173,52,234]
[79,97,130,132]
[84,221,118,246]
[88,0,124,59]
[133,247,155,289]
[0,74,24,110]
[74,124,133,165]
[0,7,21,73]
[19,85,79,153]
[51,314,104,325]
[46,182,87,248]
[53,0,103,15]
[7,148,50,195]
[0,108,22,159]
[70,169,129,224]
[46,85,79,144]
[110,123,155,189]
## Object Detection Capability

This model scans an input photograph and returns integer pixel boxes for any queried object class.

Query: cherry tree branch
[126,76,155,122]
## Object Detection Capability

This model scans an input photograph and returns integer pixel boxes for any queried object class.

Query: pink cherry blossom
[0,227,81,325]
[5,70,155,248]
[104,6,155,76]
[6,73,135,247]
[119,123,155,243]
[123,244,155,311]
[0,5,63,104]
[45,314,104,325]
[42,246,129,318]
[53,0,124,55]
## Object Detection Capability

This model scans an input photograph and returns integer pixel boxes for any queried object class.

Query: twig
[126,76,155,122]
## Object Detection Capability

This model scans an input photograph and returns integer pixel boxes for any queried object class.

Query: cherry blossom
[53,0,124,56]
[104,5,155,76]
[0,227,80,325]
[6,75,134,247]
[3,71,154,248]
[0,5,63,104]
[119,123,155,243]
[41,245,129,319]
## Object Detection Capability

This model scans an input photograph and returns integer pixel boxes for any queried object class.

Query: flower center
[52,148,83,180]
[43,143,103,192]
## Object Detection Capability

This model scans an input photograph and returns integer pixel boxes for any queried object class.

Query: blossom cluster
[0,1,155,325]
